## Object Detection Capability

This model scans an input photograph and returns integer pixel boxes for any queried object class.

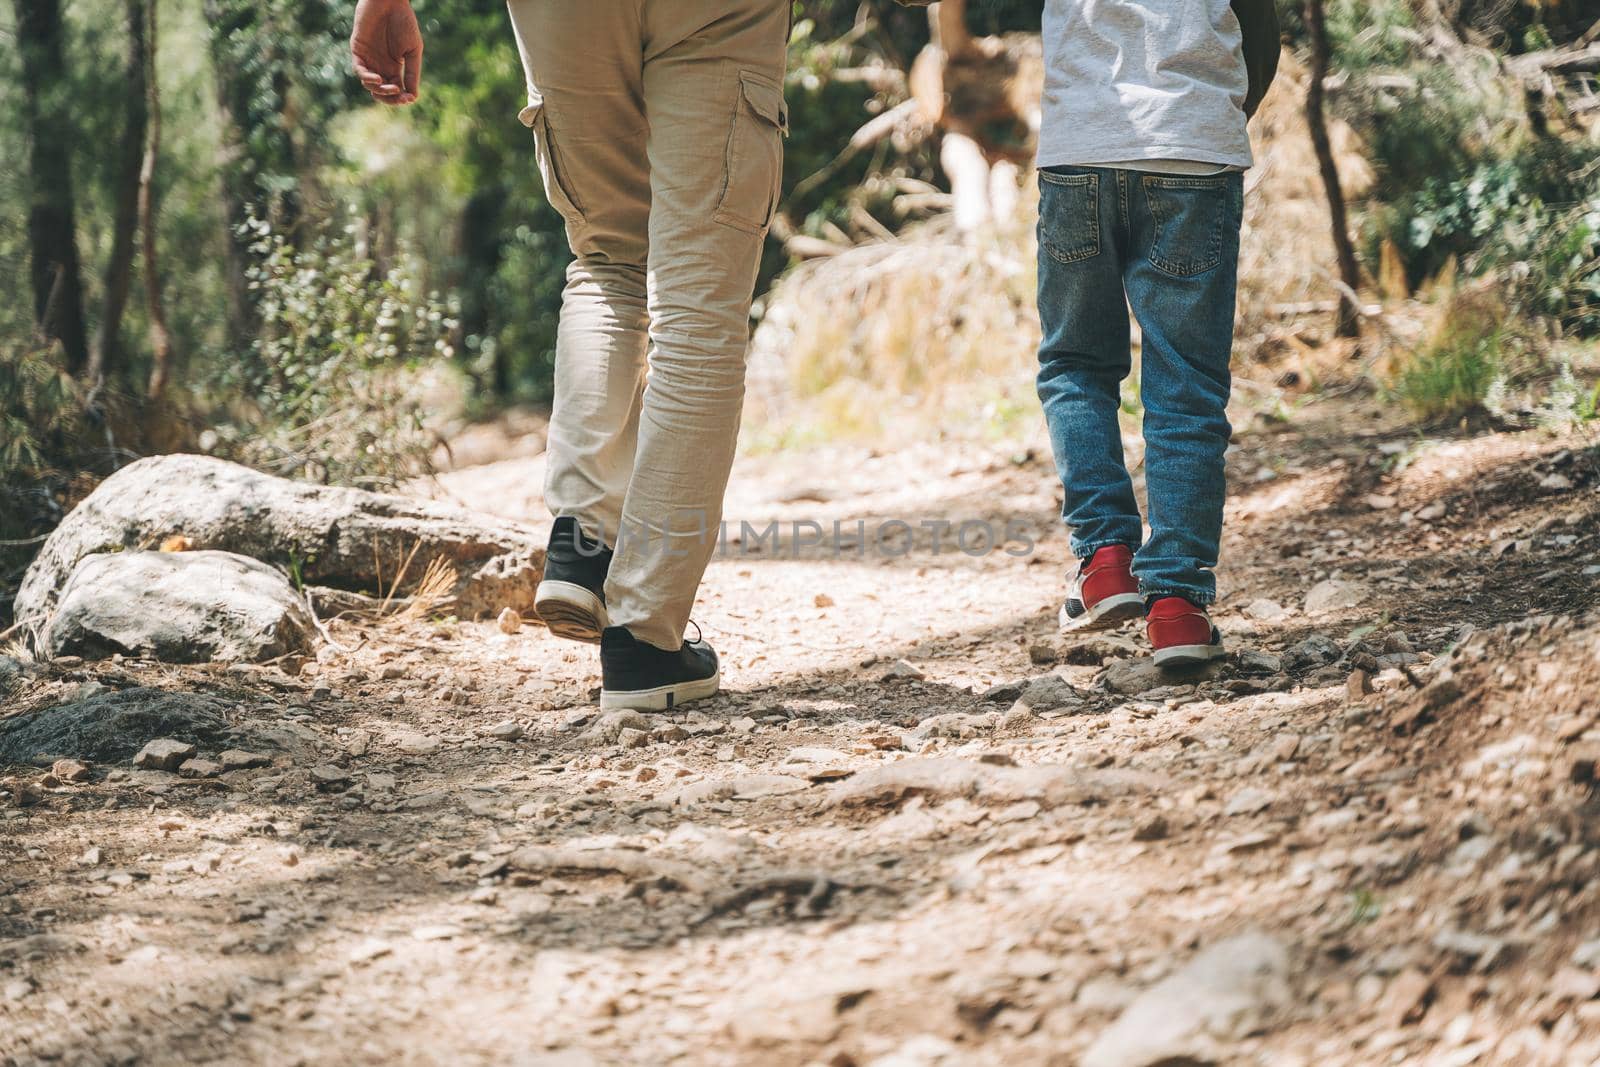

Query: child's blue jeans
[1035,164,1244,605]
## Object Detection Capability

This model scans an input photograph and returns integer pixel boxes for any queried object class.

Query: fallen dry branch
[505,846,712,894]
[691,871,883,927]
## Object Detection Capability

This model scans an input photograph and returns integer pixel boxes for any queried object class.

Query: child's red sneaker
[1147,596,1226,667]
[1060,544,1144,632]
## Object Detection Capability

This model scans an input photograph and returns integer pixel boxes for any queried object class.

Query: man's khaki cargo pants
[508,0,789,650]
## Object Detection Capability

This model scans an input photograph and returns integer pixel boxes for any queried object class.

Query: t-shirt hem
[1036,144,1254,170]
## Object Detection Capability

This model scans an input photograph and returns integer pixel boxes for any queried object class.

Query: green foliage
[209,216,458,488]
[0,345,86,490]
[1326,0,1414,70]
[1365,83,1600,334]
[1386,292,1541,422]
[0,344,91,615]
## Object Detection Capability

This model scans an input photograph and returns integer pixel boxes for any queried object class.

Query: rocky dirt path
[4,399,1600,1067]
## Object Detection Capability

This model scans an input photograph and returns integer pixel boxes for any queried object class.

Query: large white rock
[42,550,312,663]
[1081,932,1293,1067]
[14,454,545,642]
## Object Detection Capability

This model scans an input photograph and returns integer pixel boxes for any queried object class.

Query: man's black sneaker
[599,626,720,711]
[535,516,612,643]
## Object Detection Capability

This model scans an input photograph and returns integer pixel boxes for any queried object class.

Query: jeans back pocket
[1038,169,1101,265]
[1142,174,1238,278]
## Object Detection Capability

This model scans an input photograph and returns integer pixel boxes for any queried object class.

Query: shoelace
[686,618,704,645]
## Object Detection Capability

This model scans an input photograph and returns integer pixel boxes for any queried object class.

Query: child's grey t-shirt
[1037,0,1255,171]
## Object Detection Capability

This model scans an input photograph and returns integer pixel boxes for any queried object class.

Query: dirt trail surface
[4,399,1600,1066]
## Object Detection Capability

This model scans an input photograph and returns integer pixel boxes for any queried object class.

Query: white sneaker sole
[1060,592,1145,634]
[600,670,721,712]
[1153,643,1226,669]
[535,581,608,644]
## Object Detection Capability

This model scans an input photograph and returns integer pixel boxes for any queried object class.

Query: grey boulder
[14,454,545,643]
[42,550,312,663]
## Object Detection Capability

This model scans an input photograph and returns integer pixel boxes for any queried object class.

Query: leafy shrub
[1386,288,1541,421]
[208,217,459,488]
[0,345,92,618]
[1359,60,1600,336]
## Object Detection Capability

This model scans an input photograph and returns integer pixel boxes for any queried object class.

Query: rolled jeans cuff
[1139,585,1215,607]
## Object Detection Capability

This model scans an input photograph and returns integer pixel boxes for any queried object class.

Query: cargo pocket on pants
[519,99,586,226]
[714,70,788,235]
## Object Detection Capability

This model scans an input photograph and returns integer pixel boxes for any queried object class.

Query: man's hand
[351,0,423,106]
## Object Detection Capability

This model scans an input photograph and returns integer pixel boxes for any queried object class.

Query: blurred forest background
[3,0,1599,621]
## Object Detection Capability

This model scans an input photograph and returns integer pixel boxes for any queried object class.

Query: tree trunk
[142,0,177,398]
[91,0,151,385]
[14,0,90,374]
[1304,0,1363,338]
[204,0,261,353]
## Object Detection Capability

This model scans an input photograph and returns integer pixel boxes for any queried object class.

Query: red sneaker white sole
[1059,592,1145,634]
[1152,641,1227,669]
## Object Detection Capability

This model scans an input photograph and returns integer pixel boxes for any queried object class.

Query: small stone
[1540,472,1574,492]
[1379,969,1433,1027]
[280,848,301,867]
[653,724,688,743]
[1215,832,1278,855]
[397,733,441,755]
[814,593,835,609]
[485,720,524,741]
[411,924,461,942]
[3,978,35,1003]
[1572,939,1600,970]
[134,739,196,772]
[1284,634,1341,673]
[1028,643,1059,666]
[582,711,650,744]
[310,764,351,790]
[1014,672,1083,713]
[881,659,925,682]
[1242,599,1288,622]
[1133,814,1170,841]
[1304,579,1369,615]
[79,846,103,866]
[349,939,392,963]
[179,759,223,779]
[1269,734,1301,763]
[784,747,850,765]
[496,607,523,634]
[1347,669,1375,700]
[1364,494,1398,511]
[1417,501,1447,522]
[1237,650,1283,675]
[1225,787,1273,816]
[310,684,333,701]
[47,758,91,784]
[730,716,758,735]
[980,682,1025,704]
[220,749,271,771]
[617,728,650,750]
[1557,717,1594,743]
[1432,928,1507,971]
[996,800,1042,823]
